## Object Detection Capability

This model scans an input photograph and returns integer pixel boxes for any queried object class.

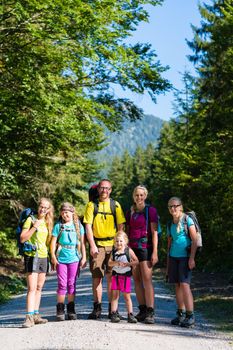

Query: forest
[0,0,232,272]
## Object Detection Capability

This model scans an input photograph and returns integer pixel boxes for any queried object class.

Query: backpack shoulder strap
[57,222,64,243]
[110,198,117,228]
[93,200,99,218]
[183,213,189,234]
[144,204,150,233]
[112,247,116,261]
[125,247,130,262]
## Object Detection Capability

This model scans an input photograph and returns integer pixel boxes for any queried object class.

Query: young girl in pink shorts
[109,231,139,323]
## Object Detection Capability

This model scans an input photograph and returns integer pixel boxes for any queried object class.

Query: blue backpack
[16,208,37,255]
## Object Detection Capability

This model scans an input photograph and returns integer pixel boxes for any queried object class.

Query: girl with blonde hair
[108,231,138,323]
[20,197,54,328]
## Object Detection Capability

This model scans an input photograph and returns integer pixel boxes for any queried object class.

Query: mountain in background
[95,114,164,163]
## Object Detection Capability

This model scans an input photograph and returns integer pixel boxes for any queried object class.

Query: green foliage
[107,1,233,272]
[0,0,170,258]
[0,275,26,304]
[0,229,17,257]
[1,0,170,201]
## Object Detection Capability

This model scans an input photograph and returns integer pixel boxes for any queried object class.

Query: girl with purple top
[50,202,86,321]
[126,185,159,324]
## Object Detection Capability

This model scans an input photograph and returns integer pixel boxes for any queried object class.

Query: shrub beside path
[0,267,232,350]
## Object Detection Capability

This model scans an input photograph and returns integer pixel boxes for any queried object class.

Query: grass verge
[154,268,233,337]
[0,274,26,304]
[195,295,233,334]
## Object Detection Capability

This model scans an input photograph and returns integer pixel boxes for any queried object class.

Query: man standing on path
[84,179,125,319]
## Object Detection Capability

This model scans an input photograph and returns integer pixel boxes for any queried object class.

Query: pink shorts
[111,275,131,293]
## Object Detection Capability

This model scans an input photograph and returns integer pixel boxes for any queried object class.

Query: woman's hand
[151,252,158,266]
[51,255,59,270]
[188,257,195,270]
[80,258,87,269]
[33,218,44,229]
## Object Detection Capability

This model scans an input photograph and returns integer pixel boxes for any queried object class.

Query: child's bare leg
[111,290,120,312]
[123,293,133,314]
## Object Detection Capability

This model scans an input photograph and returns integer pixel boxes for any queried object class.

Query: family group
[20,179,198,329]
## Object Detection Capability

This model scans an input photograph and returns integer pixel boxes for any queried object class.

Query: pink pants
[56,262,79,295]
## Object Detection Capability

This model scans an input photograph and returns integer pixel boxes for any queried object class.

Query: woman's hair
[168,196,184,233]
[39,197,54,245]
[133,185,148,199]
[60,202,81,252]
[114,231,129,247]
[131,185,148,213]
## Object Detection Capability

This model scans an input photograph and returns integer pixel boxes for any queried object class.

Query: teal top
[167,216,194,257]
[52,221,85,264]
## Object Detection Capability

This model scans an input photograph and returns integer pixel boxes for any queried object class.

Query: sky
[113,0,203,121]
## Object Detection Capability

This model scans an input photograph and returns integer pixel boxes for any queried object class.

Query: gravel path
[0,267,232,350]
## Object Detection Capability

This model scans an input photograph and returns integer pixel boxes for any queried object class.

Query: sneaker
[181,314,195,328]
[144,307,155,324]
[88,302,102,320]
[67,302,77,320]
[22,314,35,328]
[111,311,120,323]
[56,303,65,321]
[128,313,137,323]
[135,304,147,322]
[34,313,48,324]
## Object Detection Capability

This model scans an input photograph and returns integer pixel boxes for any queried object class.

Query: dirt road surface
[0,267,232,350]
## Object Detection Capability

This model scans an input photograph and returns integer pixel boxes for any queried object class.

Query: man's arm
[115,201,126,231]
[86,223,98,257]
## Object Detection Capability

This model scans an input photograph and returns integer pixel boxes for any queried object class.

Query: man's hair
[98,179,112,187]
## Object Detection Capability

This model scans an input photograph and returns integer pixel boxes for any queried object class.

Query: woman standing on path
[20,198,54,328]
[167,196,197,328]
[50,202,86,321]
[125,185,158,324]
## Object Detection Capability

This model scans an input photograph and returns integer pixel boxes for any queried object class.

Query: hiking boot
[135,304,147,322]
[56,303,65,321]
[171,310,186,326]
[33,313,48,325]
[108,303,112,319]
[22,314,35,328]
[111,311,120,323]
[127,313,137,323]
[144,307,155,324]
[181,313,195,328]
[88,302,102,320]
[67,301,77,320]
[108,303,122,320]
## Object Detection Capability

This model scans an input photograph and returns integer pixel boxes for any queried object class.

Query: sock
[34,310,39,314]
[27,311,34,315]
